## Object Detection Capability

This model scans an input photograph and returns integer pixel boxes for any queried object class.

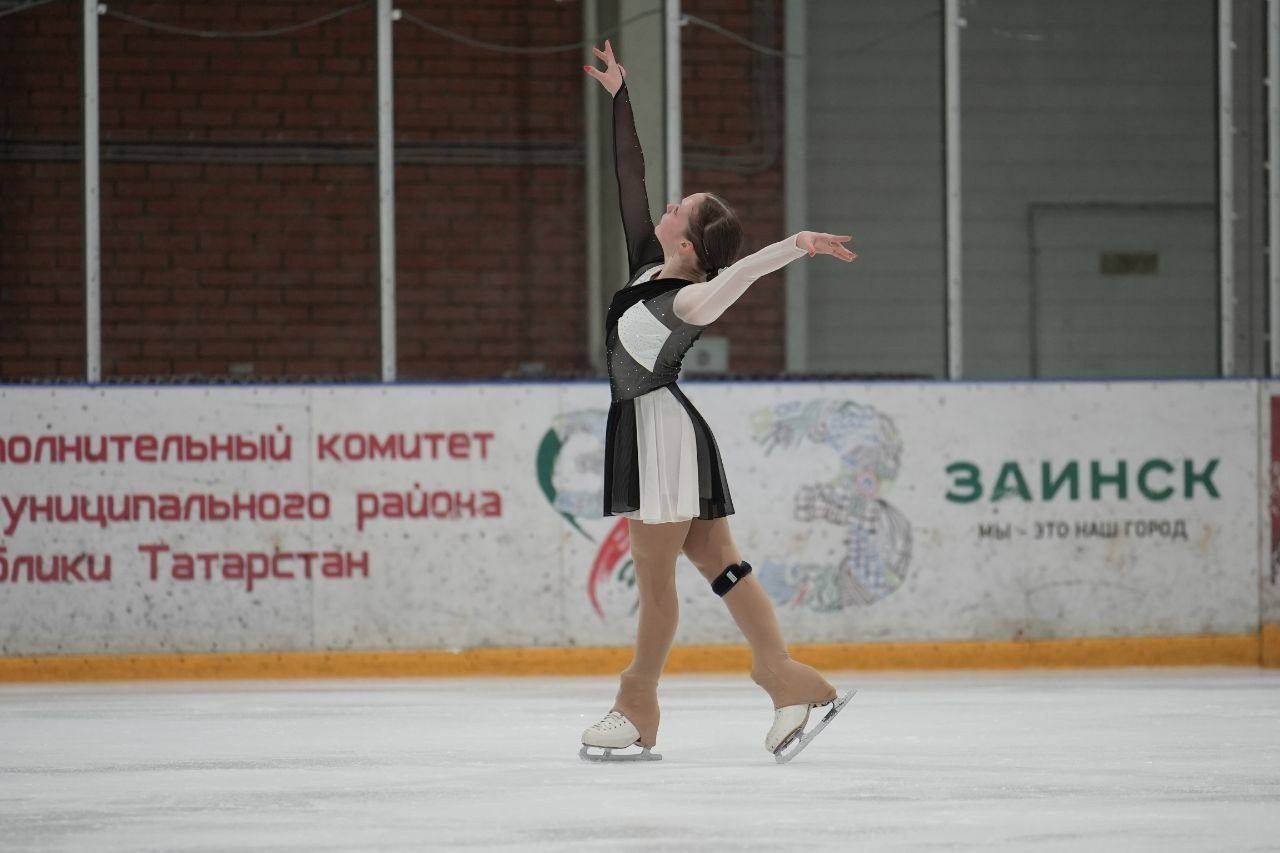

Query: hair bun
[687,193,744,278]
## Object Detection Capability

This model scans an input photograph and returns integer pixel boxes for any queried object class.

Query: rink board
[0,381,1266,667]
[1262,383,1280,666]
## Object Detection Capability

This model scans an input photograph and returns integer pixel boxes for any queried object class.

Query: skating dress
[602,84,807,524]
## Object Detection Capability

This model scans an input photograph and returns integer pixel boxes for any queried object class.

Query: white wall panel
[0,381,1261,656]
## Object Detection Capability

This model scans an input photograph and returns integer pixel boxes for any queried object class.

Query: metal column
[944,0,962,379]
[783,0,807,373]
[664,0,681,203]
[376,0,397,381]
[1269,0,1279,375]
[1218,0,1235,377]
[585,0,604,373]
[83,0,101,382]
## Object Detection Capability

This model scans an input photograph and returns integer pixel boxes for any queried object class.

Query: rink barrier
[0,632,1263,683]
[0,382,1268,662]
[1265,624,1279,667]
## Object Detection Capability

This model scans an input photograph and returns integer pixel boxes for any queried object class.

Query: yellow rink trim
[0,632,1268,683]
[1264,623,1280,668]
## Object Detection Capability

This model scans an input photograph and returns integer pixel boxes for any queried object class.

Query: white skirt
[622,385,702,524]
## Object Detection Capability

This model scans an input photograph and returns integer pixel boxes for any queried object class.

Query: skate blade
[579,744,662,762]
[773,689,856,765]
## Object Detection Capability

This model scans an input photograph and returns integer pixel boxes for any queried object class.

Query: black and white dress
[602,83,807,525]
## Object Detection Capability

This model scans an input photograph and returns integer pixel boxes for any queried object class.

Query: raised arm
[673,231,856,326]
[585,41,662,276]
[611,84,662,274]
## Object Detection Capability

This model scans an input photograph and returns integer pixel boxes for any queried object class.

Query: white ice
[1,668,1278,852]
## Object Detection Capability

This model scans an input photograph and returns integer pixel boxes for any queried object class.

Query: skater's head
[656,192,743,280]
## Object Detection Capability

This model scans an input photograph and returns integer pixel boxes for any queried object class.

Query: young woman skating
[581,41,857,762]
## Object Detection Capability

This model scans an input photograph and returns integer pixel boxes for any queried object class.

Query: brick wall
[0,0,786,381]
[1,0,82,378]
[682,0,786,375]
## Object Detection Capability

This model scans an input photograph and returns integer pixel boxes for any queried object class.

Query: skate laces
[589,711,630,732]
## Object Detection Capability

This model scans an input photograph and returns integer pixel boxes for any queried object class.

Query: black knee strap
[711,561,752,597]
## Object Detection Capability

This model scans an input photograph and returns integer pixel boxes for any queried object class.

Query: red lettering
[139,542,170,580]
[317,433,340,460]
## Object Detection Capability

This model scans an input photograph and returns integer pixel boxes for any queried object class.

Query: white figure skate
[579,710,662,762]
[767,690,856,764]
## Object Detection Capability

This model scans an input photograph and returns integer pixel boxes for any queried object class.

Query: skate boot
[764,691,856,763]
[753,654,854,763]
[579,672,662,762]
[579,710,660,761]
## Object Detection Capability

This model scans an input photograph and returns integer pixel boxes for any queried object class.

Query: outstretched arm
[585,41,662,276]
[672,232,856,326]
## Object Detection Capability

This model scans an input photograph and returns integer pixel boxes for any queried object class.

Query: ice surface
[1,668,1278,851]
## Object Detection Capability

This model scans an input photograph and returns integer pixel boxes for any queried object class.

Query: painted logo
[749,399,912,611]
[536,410,636,619]
[537,398,913,620]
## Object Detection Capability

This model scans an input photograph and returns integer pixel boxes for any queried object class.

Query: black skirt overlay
[600,84,734,522]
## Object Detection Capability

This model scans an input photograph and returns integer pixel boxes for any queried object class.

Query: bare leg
[682,517,836,708]
[610,517,691,747]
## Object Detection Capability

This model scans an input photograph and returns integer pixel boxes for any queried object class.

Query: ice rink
[2,668,1278,852]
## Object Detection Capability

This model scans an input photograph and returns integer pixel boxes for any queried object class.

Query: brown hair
[686,192,743,279]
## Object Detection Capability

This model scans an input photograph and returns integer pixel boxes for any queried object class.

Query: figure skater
[580,41,857,762]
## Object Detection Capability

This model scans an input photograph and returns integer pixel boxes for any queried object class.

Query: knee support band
[711,561,752,597]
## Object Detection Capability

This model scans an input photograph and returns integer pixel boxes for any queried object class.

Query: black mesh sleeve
[612,83,664,277]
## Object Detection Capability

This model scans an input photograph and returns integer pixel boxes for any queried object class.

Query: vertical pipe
[585,0,604,373]
[376,0,397,381]
[1269,0,1279,376]
[784,0,807,373]
[1219,0,1235,377]
[621,0,665,221]
[83,0,101,382]
[664,0,681,203]
[944,0,962,379]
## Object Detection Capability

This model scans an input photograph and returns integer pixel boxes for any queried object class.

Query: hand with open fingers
[583,39,626,96]
[796,231,857,262]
